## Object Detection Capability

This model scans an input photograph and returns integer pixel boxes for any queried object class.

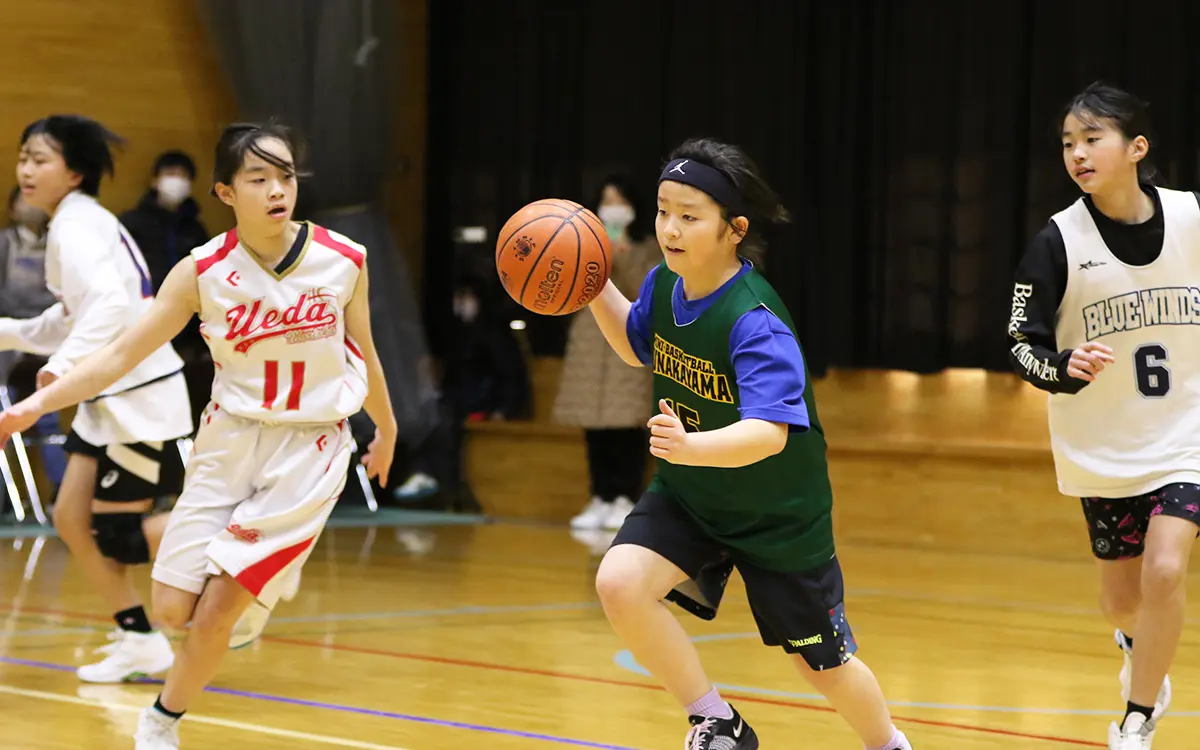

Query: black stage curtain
[425,0,1200,375]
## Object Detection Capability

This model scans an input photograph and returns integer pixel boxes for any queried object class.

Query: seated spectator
[394,272,530,506]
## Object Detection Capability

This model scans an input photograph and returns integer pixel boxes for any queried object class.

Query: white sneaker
[134,706,181,749]
[570,497,609,529]
[1108,712,1155,749]
[1115,630,1171,720]
[229,601,271,651]
[603,496,635,530]
[229,566,302,650]
[76,630,175,683]
[393,472,439,500]
[280,567,302,602]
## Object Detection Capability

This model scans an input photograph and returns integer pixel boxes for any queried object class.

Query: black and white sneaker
[685,704,759,750]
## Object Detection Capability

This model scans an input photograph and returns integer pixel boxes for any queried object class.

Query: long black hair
[20,115,123,197]
[1060,81,1161,185]
[211,121,311,196]
[663,138,789,265]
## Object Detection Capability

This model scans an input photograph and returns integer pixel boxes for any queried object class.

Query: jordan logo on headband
[669,160,688,176]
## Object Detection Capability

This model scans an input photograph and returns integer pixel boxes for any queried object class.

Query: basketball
[495,198,611,316]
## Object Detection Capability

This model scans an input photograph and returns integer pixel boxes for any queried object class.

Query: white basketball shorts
[152,403,352,609]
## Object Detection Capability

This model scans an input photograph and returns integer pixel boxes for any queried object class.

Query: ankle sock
[866,727,910,750]
[685,687,733,720]
[1124,701,1153,727]
[114,606,152,634]
[153,696,185,721]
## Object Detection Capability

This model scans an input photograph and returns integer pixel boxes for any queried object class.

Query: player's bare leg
[53,456,139,609]
[1098,557,1142,636]
[53,454,173,682]
[793,656,908,749]
[135,574,255,749]
[1117,515,1196,740]
[596,545,712,704]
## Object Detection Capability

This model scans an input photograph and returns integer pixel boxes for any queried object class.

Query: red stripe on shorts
[235,537,315,597]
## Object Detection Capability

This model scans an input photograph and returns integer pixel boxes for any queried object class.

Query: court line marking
[0,656,643,750]
[612,635,1198,717]
[5,603,1171,747]
[0,683,414,750]
[269,601,600,624]
[0,626,97,638]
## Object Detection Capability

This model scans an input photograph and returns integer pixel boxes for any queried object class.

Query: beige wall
[1,0,428,289]
[0,1,238,228]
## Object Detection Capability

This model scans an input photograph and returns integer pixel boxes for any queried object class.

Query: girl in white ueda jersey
[0,122,397,750]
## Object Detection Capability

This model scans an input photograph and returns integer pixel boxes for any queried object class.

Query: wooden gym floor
[2,369,1198,749]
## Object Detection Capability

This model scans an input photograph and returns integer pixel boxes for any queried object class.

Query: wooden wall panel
[0,0,237,228]
[383,0,430,285]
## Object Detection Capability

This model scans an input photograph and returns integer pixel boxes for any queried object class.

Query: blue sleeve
[729,307,810,431]
[625,265,659,366]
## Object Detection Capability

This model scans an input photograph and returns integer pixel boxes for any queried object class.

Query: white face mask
[598,204,634,238]
[157,175,192,206]
[454,294,479,323]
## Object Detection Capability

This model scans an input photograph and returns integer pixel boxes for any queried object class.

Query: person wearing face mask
[0,186,66,504]
[553,175,660,532]
[120,151,212,427]
[119,151,210,293]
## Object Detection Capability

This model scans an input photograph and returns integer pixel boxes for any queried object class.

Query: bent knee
[1142,555,1188,599]
[594,545,681,610]
[51,501,90,538]
[152,585,199,631]
[1100,587,1141,623]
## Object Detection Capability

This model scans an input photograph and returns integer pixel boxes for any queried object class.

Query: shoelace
[141,712,178,742]
[686,718,716,750]
[92,629,127,656]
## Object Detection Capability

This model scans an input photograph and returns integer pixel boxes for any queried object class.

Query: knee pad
[92,512,151,565]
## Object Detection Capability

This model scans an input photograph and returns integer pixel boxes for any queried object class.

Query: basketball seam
[516,205,589,311]
[551,220,583,315]
[495,200,577,264]
[572,210,610,300]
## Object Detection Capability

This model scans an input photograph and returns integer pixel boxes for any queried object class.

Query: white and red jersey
[191,223,369,425]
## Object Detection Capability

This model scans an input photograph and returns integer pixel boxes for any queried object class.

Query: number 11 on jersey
[264,360,306,410]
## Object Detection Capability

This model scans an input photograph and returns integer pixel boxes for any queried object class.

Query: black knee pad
[92,513,151,565]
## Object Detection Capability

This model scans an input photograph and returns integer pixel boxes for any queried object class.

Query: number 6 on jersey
[1134,344,1170,398]
[263,360,306,410]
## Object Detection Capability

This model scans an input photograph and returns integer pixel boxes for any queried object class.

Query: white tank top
[1049,187,1200,497]
[192,223,369,425]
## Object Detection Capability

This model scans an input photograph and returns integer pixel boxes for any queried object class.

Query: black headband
[658,158,749,217]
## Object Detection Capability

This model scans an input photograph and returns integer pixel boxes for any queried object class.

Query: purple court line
[0,655,642,750]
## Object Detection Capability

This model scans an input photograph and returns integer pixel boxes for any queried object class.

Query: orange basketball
[495,198,611,316]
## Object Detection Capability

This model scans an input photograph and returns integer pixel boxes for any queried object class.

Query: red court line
[12,605,1104,748]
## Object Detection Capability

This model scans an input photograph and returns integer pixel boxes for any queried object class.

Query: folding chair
[0,382,48,525]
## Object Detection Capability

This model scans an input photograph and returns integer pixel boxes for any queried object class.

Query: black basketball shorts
[64,430,186,502]
[611,489,857,671]
[1081,482,1200,560]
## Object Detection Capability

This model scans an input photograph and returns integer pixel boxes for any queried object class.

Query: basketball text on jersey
[1008,281,1060,383]
[225,288,340,354]
[653,334,733,404]
[1081,286,1200,341]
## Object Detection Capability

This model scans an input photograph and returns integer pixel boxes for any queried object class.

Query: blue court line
[0,627,96,638]
[0,655,643,750]
[270,601,600,625]
[612,633,1200,718]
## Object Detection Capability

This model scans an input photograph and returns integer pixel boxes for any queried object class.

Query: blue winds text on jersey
[1083,286,1200,341]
